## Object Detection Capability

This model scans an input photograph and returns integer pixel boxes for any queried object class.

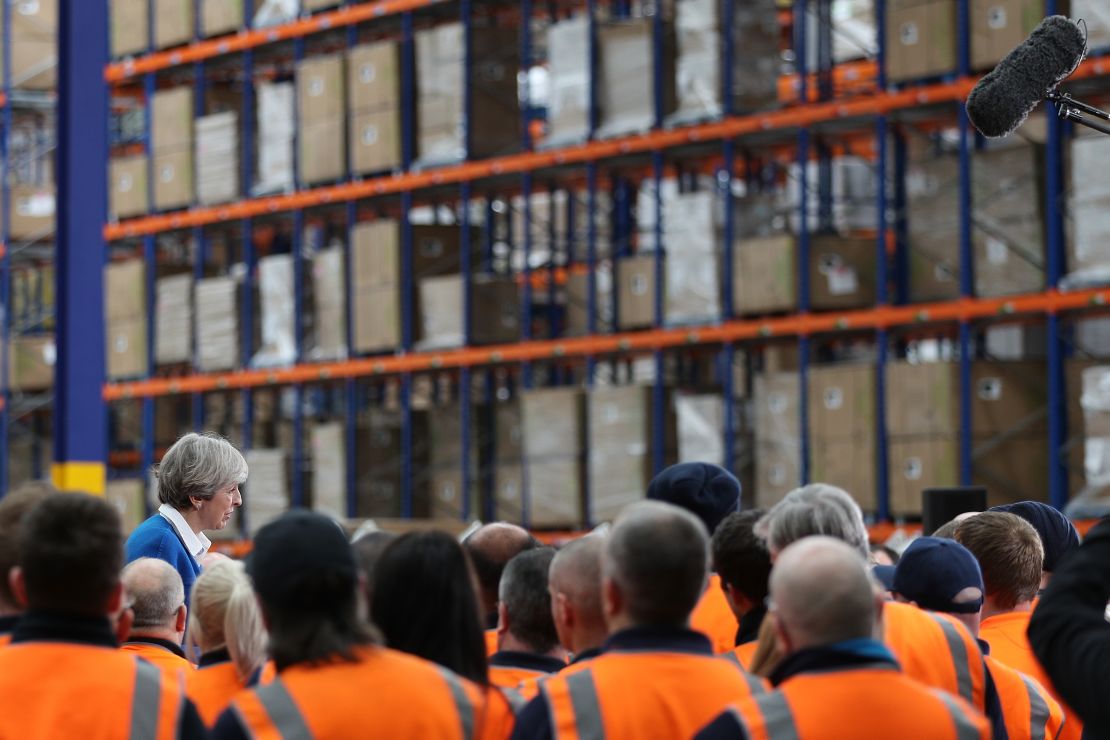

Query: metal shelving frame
[92,0,1110,525]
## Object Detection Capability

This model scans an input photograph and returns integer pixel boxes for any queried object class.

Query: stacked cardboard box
[311,421,347,519]
[522,388,586,527]
[907,143,1045,301]
[155,274,192,365]
[195,112,239,205]
[753,372,801,508]
[311,247,346,361]
[970,0,1053,71]
[111,0,149,57]
[886,0,957,82]
[661,190,722,325]
[256,82,295,195]
[808,364,876,511]
[417,275,520,350]
[787,157,878,235]
[297,55,346,186]
[0,0,56,89]
[355,410,433,518]
[348,41,402,174]
[106,479,147,534]
[676,393,726,467]
[669,0,779,125]
[493,401,526,521]
[1076,366,1110,514]
[195,276,240,372]
[545,17,591,146]
[244,449,288,534]
[1066,136,1110,285]
[588,385,677,522]
[614,254,656,330]
[415,24,520,164]
[597,18,676,138]
[202,0,244,37]
[735,234,796,316]
[9,185,55,242]
[8,335,55,392]
[105,260,148,380]
[565,266,614,337]
[885,361,1049,514]
[152,88,194,210]
[424,404,481,520]
[253,254,296,367]
[109,155,149,220]
[11,265,55,333]
[808,235,878,310]
[154,0,193,49]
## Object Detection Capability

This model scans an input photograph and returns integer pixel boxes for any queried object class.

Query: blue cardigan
[125,514,202,609]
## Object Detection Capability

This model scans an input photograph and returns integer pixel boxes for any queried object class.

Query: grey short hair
[498,547,559,654]
[155,432,248,511]
[758,484,869,560]
[604,500,709,627]
[122,557,185,629]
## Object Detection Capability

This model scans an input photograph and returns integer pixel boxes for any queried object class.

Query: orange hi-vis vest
[186,660,246,727]
[0,641,185,740]
[489,664,553,691]
[121,640,193,680]
[982,611,1081,740]
[985,655,1065,740]
[724,641,760,671]
[229,645,487,739]
[717,663,990,740]
[485,629,499,657]
[883,601,987,711]
[540,646,768,738]
[691,574,740,654]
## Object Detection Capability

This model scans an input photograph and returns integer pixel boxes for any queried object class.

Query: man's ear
[724,582,754,614]
[601,576,622,625]
[555,592,572,629]
[496,602,510,637]
[9,567,27,609]
[770,610,792,656]
[175,604,188,633]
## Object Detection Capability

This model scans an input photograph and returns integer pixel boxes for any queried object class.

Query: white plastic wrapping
[597,18,671,138]
[1073,0,1110,50]
[252,254,296,368]
[310,246,347,362]
[155,273,192,365]
[252,0,298,28]
[415,24,467,165]
[1069,365,1110,517]
[195,276,240,372]
[243,449,288,534]
[195,111,239,205]
[311,422,346,519]
[676,393,724,466]
[1062,137,1110,289]
[805,0,877,65]
[786,156,878,234]
[255,82,295,196]
[545,16,591,147]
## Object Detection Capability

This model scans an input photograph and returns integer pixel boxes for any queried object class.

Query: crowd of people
[0,430,1109,738]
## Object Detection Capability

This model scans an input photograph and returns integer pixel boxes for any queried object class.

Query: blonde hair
[188,560,267,682]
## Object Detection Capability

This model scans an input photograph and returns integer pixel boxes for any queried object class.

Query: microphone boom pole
[1047,92,1110,136]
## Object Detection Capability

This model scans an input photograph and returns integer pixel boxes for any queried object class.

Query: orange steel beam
[105,0,448,83]
[102,286,1110,400]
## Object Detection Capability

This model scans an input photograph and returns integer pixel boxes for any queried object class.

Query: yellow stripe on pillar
[51,462,107,496]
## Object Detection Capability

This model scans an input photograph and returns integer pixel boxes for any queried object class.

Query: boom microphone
[966,15,1087,138]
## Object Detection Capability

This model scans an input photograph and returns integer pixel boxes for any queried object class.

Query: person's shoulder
[125,516,186,561]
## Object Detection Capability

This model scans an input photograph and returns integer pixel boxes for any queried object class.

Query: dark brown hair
[955,512,1043,611]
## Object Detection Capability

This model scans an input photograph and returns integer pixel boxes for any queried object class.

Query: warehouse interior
[8,0,1110,544]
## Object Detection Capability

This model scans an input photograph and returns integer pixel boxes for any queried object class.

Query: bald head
[121,558,186,632]
[604,501,709,629]
[549,536,606,654]
[758,484,869,560]
[770,537,877,652]
[464,523,539,618]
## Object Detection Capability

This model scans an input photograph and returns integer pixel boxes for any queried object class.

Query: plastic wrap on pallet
[785,156,878,234]
[311,421,346,519]
[1074,0,1110,50]
[597,18,675,139]
[196,111,239,205]
[415,24,466,165]
[666,252,721,325]
[1061,136,1110,290]
[156,274,192,364]
[545,16,591,147]
[1068,365,1110,517]
[255,82,295,196]
[253,0,298,27]
[195,276,240,372]
[676,393,725,466]
[252,254,296,368]
[805,0,877,66]
[310,246,347,361]
[243,449,289,534]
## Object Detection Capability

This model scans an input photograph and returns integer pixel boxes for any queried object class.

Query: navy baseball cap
[647,463,741,535]
[893,537,984,615]
[872,564,896,591]
[989,501,1079,572]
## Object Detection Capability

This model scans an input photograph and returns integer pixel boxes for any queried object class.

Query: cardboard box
[493,463,525,521]
[545,16,592,146]
[597,18,676,137]
[970,0,1048,71]
[524,457,585,528]
[152,89,194,152]
[303,0,340,10]
[352,285,402,353]
[886,361,1048,438]
[195,277,240,372]
[297,54,346,123]
[9,335,54,391]
[311,422,346,519]
[754,372,802,443]
[202,0,243,37]
[887,436,959,516]
[735,235,796,316]
[522,387,586,459]
[256,82,295,195]
[809,436,876,511]
[9,185,55,241]
[107,318,148,379]
[311,247,346,361]
[808,236,877,311]
[110,156,149,220]
[417,274,520,349]
[112,0,148,57]
[807,364,875,441]
[886,0,957,82]
[565,268,614,337]
[494,401,524,463]
[347,41,401,111]
[155,274,192,365]
[152,150,193,211]
[105,260,148,379]
[107,479,147,534]
[349,109,401,174]
[154,0,193,49]
[616,255,656,330]
[755,440,801,509]
[195,112,239,205]
[243,449,288,533]
[0,0,57,89]
[299,117,346,186]
[253,255,296,367]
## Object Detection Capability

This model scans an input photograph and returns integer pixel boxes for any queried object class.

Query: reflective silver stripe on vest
[1021,675,1049,740]
[131,660,163,740]
[754,691,800,740]
[722,651,743,668]
[927,613,974,704]
[936,689,984,740]
[564,669,605,740]
[500,686,527,715]
[253,678,313,740]
[436,667,476,740]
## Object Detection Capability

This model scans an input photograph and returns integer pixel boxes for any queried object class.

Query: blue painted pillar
[54,0,108,494]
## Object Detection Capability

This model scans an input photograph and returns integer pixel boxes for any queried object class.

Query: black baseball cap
[247,510,357,608]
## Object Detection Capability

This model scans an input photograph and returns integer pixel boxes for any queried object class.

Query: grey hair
[155,432,248,511]
[498,547,559,654]
[122,557,185,629]
[758,484,869,560]
[604,500,709,628]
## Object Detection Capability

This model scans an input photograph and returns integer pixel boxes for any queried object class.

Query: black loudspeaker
[922,487,987,536]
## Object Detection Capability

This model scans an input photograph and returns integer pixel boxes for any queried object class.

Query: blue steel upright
[54,0,109,495]
[956,0,974,486]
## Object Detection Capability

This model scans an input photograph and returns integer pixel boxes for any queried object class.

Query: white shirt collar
[158,503,212,560]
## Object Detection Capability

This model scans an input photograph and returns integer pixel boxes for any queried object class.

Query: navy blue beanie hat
[989,501,1079,572]
[646,462,741,534]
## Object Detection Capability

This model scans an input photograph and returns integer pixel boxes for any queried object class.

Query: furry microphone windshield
[966,15,1087,138]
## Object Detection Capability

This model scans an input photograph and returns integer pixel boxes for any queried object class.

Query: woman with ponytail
[184,560,268,727]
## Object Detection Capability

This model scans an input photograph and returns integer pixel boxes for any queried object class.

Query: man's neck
[500,632,566,660]
[570,627,608,658]
[981,599,1034,622]
[126,627,182,645]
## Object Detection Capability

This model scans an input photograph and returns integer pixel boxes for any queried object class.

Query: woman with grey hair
[125,432,248,610]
